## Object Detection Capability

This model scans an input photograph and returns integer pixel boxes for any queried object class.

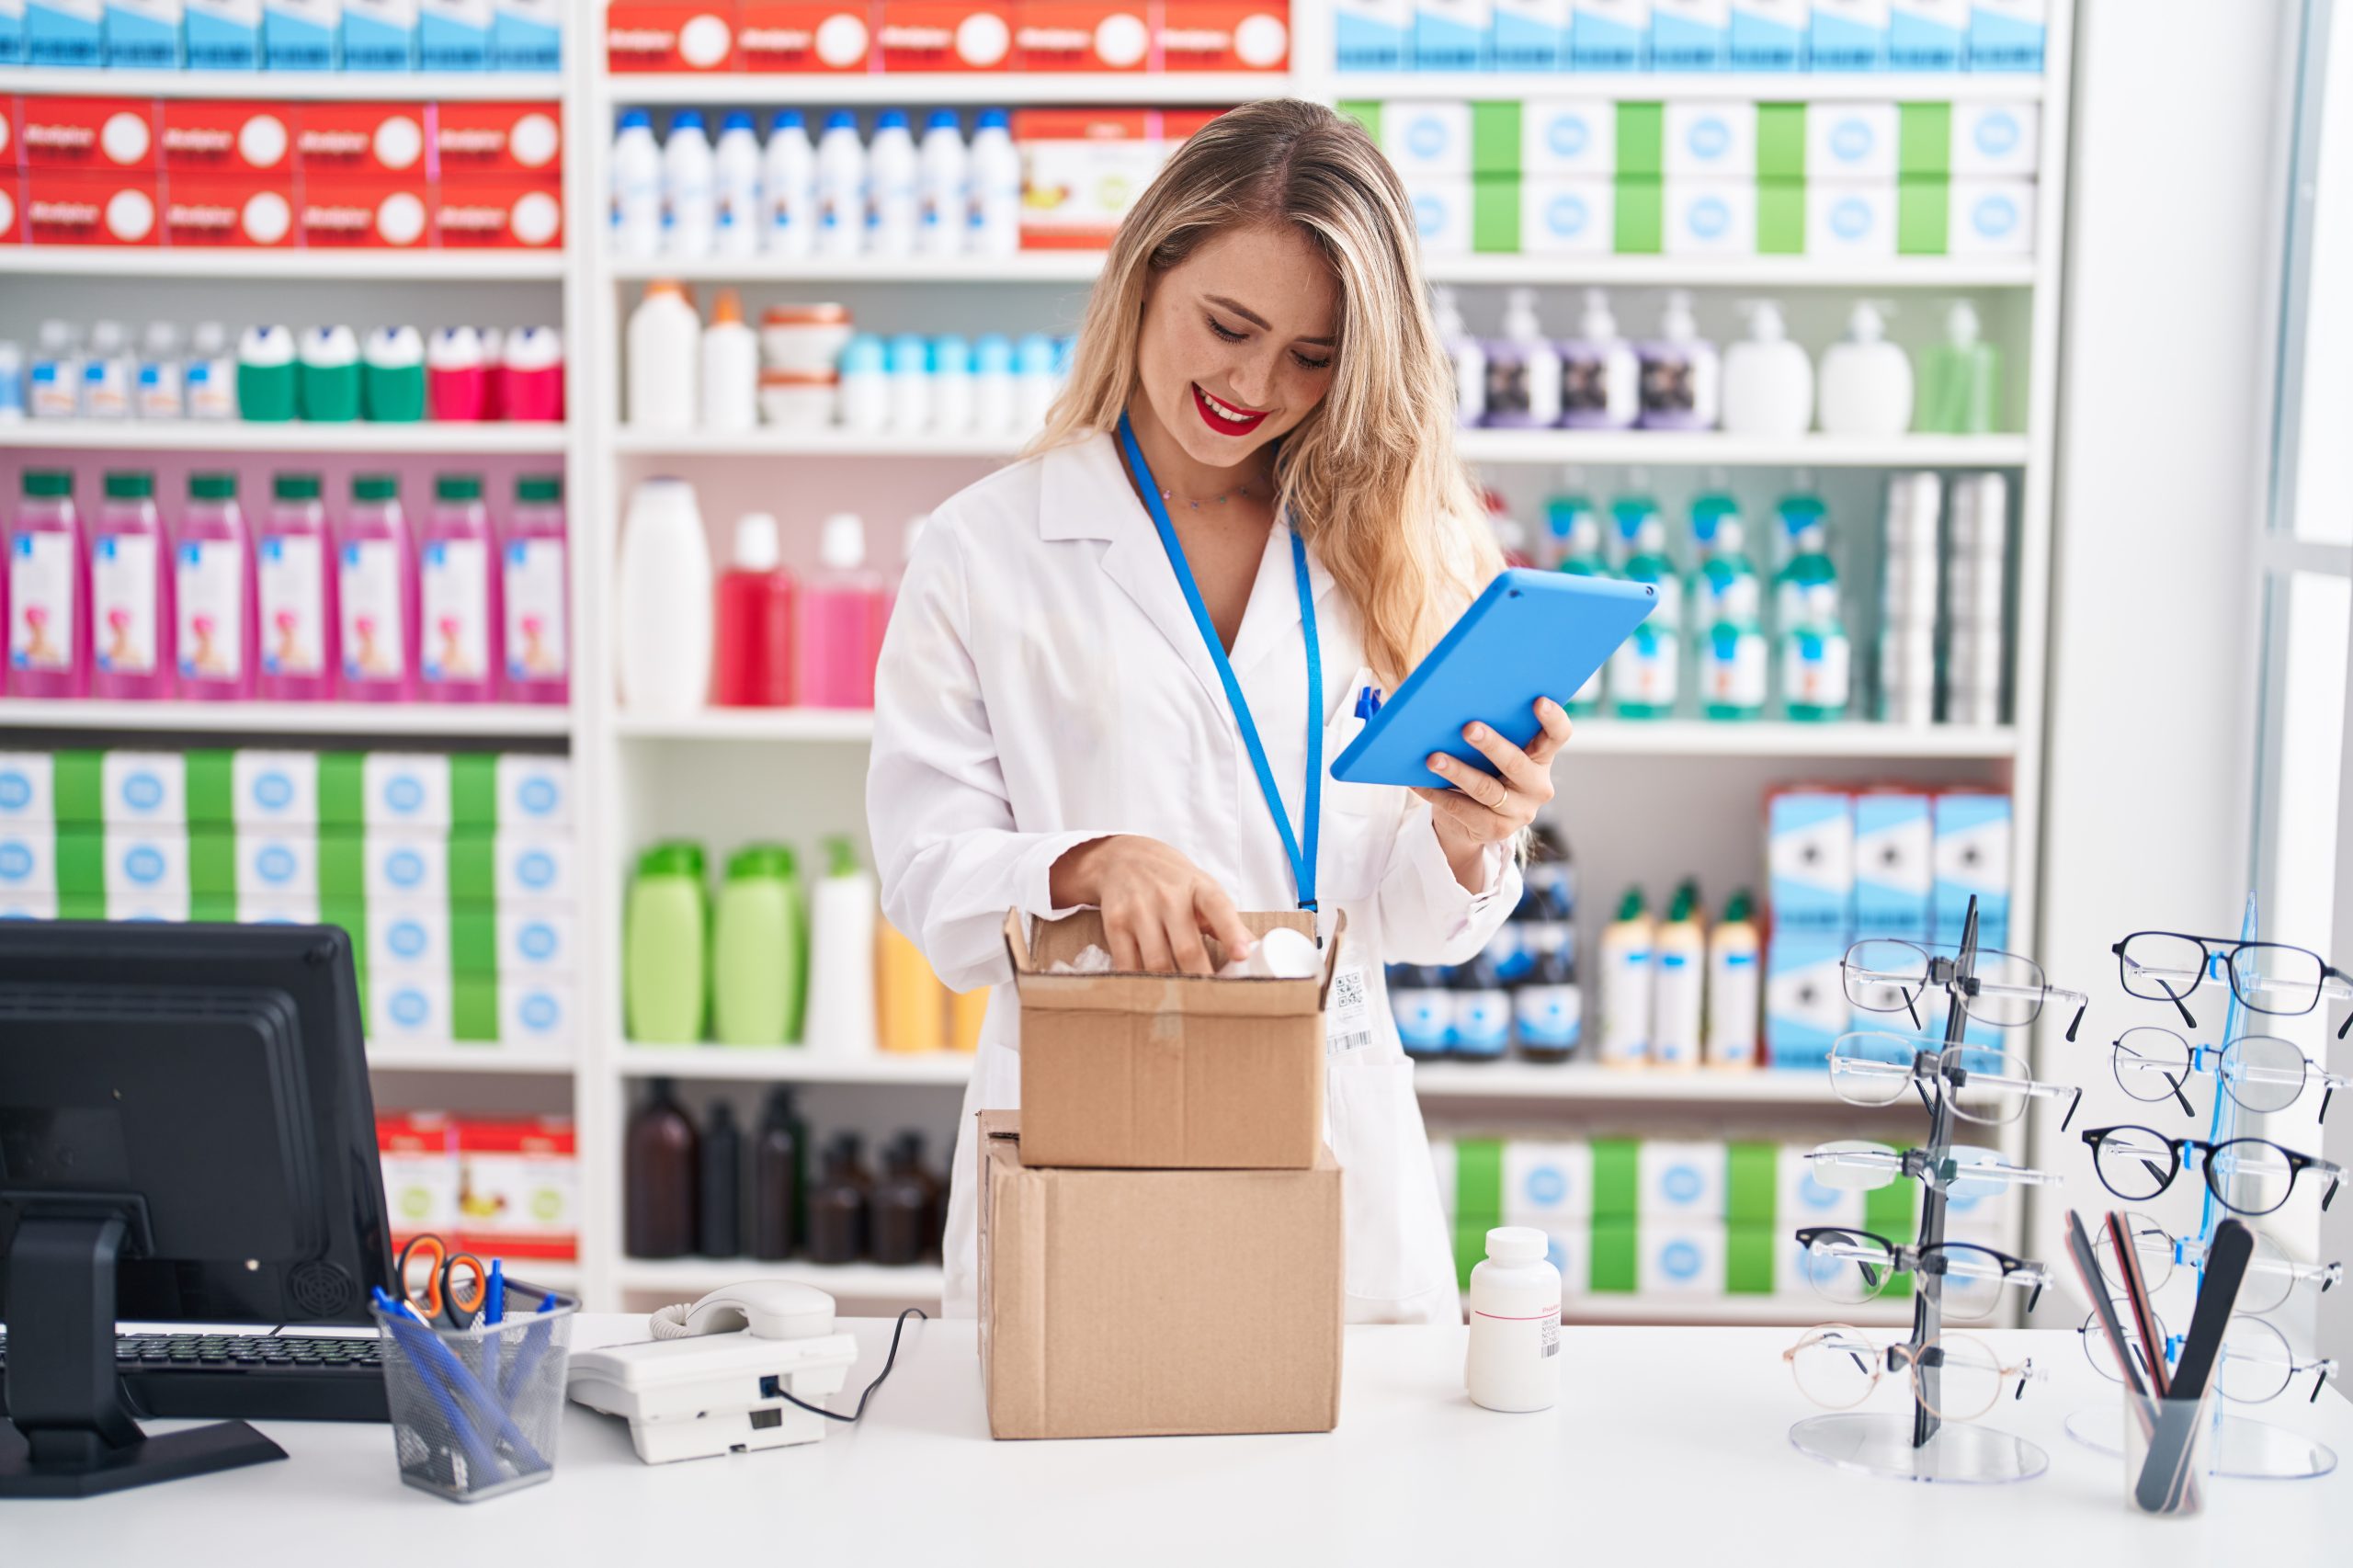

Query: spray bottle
[1597,887,1654,1069]
[1691,490,1766,721]
[1704,890,1760,1069]
[1651,881,1706,1070]
[1608,484,1680,719]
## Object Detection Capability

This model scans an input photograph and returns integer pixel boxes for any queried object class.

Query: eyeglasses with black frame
[2077,1124,2345,1216]
[2109,1025,2353,1124]
[1828,1030,2084,1129]
[1841,937,2090,1040]
[1792,1226,2050,1320]
[2111,930,2353,1039]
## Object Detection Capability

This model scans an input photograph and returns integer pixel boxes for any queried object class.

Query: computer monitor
[0,921,394,1498]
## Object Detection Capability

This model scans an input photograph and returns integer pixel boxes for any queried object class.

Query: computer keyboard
[0,1330,389,1424]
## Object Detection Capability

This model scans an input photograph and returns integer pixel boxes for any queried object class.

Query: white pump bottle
[1721,299,1814,438]
[1816,301,1914,438]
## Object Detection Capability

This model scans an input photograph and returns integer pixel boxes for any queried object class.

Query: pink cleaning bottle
[796,512,887,710]
[175,472,256,701]
[90,470,174,701]
[419,472,502,703]
[337,473,418,702]
[256,472,337,702]
[7,468,89,699]
[501,472,569,704]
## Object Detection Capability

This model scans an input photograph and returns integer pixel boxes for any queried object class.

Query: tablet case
[1330,569,1657,790]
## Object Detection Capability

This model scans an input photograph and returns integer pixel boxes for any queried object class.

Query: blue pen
[483,1259,506,1327]
[374,1289,506,1482]
[501,1292,561,1403]
[379,1286,548,1474]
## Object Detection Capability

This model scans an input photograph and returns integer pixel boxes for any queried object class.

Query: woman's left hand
[1413,698,1573,878]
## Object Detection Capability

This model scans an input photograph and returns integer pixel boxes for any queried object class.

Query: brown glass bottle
[625,1077,699,1258]
[871,1134,933,1267]
[805,1131,870,1266]
[746,1087,804,1261]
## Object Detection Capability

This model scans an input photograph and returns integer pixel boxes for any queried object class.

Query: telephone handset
[648,1280,837,1341]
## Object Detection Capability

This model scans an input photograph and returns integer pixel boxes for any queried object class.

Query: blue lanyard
[1117,413,1321,913]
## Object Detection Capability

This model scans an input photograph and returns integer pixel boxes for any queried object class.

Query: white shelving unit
[0,67,564,99]
[0,699,571,737]
[0,423,570,454]
[0,248,567,280]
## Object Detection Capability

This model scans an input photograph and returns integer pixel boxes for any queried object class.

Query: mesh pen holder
[370,1289,577,1504]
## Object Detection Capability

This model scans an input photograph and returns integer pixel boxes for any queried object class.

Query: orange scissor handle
[397,1233,451,1319]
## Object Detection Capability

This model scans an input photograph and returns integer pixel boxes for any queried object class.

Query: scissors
[394,1233,491,1330]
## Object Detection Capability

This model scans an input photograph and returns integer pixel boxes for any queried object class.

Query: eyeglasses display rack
[2065,892,2344,1480]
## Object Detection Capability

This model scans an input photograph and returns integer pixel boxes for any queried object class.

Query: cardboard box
[1006,907,1336,1168]
[1808,99,1896,182]
[1888,0,1963,68]
[1853,790,1931,937]
[1767,786,1854,931]
[434,172,563,247]
[265,0,340,68]
[419,0,490,66]
[1381,98,1472,177]
[1157,0,1288,70]
[24,168,158,245]
[1014,107,1160,250]
[28,0,102,65]
[1570,0,1646,69]
[159,100,292,172]
[738,2,872,69]
[978,1111,1341,1439]
[298,169,431,246]
[605,1,736,71]
[296,102,430,173]
[1521,175,1611,254]
[1521,97,1613,177]
[431,99,562,176]
[163,169,298,245]
[878,0,1015,70]
[21,97,155,170]
[1015,0,1146,69]
[0,754,56,825]
[1664,99,1753,176]
[1729,0,1804,67]
[1805,177,1894,257]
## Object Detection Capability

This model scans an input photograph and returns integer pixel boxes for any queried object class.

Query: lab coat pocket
[1327,1058,1454,1313]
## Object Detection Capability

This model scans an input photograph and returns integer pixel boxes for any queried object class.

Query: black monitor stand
[0,1202,286,1498]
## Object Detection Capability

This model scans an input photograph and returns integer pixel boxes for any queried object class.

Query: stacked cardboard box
[979,908,1344,1438]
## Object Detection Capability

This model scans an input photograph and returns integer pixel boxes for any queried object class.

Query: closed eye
[1206,313,1247,344]
[1206,312,1333,372]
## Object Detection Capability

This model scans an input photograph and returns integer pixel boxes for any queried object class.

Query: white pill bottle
[1465,1225,1563,1413]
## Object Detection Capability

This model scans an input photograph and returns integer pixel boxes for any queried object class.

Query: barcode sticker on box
[1327,964,1371,1055]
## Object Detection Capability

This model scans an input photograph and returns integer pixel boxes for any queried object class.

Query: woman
[868,98,1572,1324]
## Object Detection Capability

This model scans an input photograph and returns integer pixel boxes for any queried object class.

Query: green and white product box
[370,899,577,978]
[370,971,572,1047]
[362,830,576,903]
[228,750,573,831]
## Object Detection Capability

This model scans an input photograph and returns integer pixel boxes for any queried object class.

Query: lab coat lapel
[1228,521,1340,682]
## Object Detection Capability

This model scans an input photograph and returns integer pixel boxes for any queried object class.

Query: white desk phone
[566,1281,867,1465]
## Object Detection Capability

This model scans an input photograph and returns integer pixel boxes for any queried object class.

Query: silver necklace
[1159,480,1264,512]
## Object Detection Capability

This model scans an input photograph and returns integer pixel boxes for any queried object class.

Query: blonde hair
[1030,98,1499,687]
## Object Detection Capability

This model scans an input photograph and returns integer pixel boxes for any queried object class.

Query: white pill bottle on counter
[1465,1225,1562,1414]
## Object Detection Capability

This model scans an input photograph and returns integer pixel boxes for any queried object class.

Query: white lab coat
[867,432,1520,1325]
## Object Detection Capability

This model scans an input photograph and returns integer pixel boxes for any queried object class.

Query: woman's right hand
[1048,835,1260,976]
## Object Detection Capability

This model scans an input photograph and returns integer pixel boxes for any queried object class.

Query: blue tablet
[1330,569,1656,789]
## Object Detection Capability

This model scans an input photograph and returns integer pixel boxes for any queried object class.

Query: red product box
[452,1117,577,1262]
[1157,0,1289,71]
[878,1,1014,70]
[0,176,19,246]
[162,169,298,247]
[1162,107,1225,142]
[378,1111,459,1252]
[19,97,159,171]
[299,171,433,249]
[294,103,432,176]
[1,98,17,170]
[435,174,563,249]
[608,2,740,71]
[24,169,160,246]
[737,1,872,70]
[432,102,563,179]
[159,101,293,174]
[1016,107,1156,250]
[1016,1,1149,69]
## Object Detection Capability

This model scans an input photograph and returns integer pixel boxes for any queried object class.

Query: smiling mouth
[1191,382,1269,437]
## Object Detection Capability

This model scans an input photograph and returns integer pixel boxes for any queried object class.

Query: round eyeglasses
[1785,1323,2043,1423]
[2109,1026,2349,1123]
[2078,1125,2344,1217]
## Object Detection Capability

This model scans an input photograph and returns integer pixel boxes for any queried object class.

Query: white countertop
[12,1316,2350,1565]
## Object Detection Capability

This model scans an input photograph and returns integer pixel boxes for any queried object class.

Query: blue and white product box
[497,753,573,829]
[1766,930,1848,1069]
[1490,0,1569,69]
[104,0,184,67]
[366,831,449,902]
[494,831,574,901]
[237,826,320,898]
[1543,1228,1591,1296]
[1807,99,1896,180]
[233,750,318,828]
[1503,1140,1595,1223]
[0,827,57,894]
[1853,790,1932,937]
[186,0,263,67]
[1806,179,1894,256]
[501,975,572,1045]
[1523,98,1615,176]
[1949,176,2035,256]
[1335,0,1411,69]
[372,972,451,1044]
[235,892,320,925]
[1641,1221,1727,1294]
[1649,0,1727,68]
[1,891,62,920]
[1382,100,1473,176]
[489,0,557,69]
[1523,176,1613,255]
[1412,0,1489,70]
[106,826,191,900]
[1967,0,2042,73]
[340,0,415,68]
[264,0,338,68]
[0,0,24,64]
[500,900,576,974]
[1768,790,1855,930]
[365,752,450,828]
[27,0,102,65]
[1887,0,1963,68]
[1569,0,1646,69]
[1402,174,1472,256]
[0,754,56,825]
[1952,101,2040,176]
[1664,101,1754,176]
[1932,790,2010,946]
[104,751,187,827]
[1728,0,1806,68]
[1778,1142,1867,1231]
[1807,0,1885,70]
[1664,177,1755,255]
[417,0,489,68]
[1639,1140,1726,1219]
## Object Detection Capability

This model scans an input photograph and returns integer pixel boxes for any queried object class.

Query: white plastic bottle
[1487,289,1561,427]
[917,108,969,258]
[1704,890,1760,1069]
[930,335,974,435]
[1816,301,1915,437]
[816,109,868,260]
[1635,290,1721,432]
[609,108,664,258]
[838,335,890,434]
[1432,285,1484,426]
[616,476,713,715]
[0,343,22,423]
[867,108,919,259]
[186,323,238,420]
[712,109,764,258]
[1651,881,1706,1070]
[136,323,185,420]
[1557,289,1639,431]
[1721,299,1813,438]
[81,321,134,420]
[628,279,701,430]
[1013,333,1060,432]
[886,333,931,434]
[971,334,1016,437]
[1597,886,1654,1068]
[967,107,1021,257]
[803,835,879,1055]
[700,287,758,434]
[29,321,82,420]
[761,108,816,257]
[1465,1226,1562,1414]
[661,109,716,259]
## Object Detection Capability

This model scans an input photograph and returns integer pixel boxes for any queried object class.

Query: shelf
[608,251,1103,283]
[0,248,567,280]
[0,68,563,100]
[1421,255,2040,288]
[1558,1293,1914,1327]
[0,699,571,737]
[614,1257,944,1300]
[1330,72,2047,103]
[1415,1062,1861,1104]
[617,1046,972,1084]
[609,427,1029,458]
[609,72,1284,106]
[367,1042,577,1075]
[1454,431,2030,467]
[0,421,570,453]
[609,708,876,742]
